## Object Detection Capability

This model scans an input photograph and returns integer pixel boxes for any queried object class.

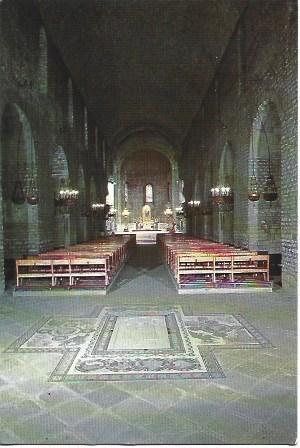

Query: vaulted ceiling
[38,0,246,149]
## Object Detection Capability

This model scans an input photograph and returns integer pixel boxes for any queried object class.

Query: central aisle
[110,244,176,298]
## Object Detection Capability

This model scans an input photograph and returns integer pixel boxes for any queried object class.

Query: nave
[0,0,297,445]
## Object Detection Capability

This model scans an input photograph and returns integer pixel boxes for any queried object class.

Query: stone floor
[0,245,297,445]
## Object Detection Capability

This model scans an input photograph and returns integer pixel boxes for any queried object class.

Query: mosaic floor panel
[5,305,273,382]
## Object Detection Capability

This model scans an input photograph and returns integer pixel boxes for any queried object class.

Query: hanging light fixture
[91,202,105,212]
[263,174,277,202]
[211,185,233,206]
[26,177,39,205]
[210,81,233,210]
[11,125,25,205]
[260,117,278,202]
[248,121,260,202]
[187,200,201,208]
[55,178,79,207]
[26,131,39,205]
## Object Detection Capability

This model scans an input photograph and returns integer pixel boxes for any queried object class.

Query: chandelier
[263,175,277,202]
[187,200,201,208]
[211,185,233,206]
[26,176,39,205]
[91,202,105,211]
[55,180,79,207]
[26,131,39,205]
[91,203,112,219]
[248,120,260,202]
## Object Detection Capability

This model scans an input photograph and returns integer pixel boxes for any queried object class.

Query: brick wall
[0,0,107,290]
[182,0,297,290]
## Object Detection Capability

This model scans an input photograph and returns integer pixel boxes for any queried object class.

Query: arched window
[124,182,128,203]
[38,27,48,94]
[67,78,74,128]
[179,179,185,203]
[106,181,114,206]
[145,183,153,203]
[84,107,88,150]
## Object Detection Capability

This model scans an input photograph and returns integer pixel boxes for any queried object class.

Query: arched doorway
[248,101,281,281]
[1,103,39,288]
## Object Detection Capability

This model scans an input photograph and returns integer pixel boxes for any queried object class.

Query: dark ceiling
[38,0,247,149]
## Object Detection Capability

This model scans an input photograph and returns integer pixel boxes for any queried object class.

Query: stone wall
[182,0,297,290]
[0,0,107,290]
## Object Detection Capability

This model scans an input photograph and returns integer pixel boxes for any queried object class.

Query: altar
[115,229,168,245]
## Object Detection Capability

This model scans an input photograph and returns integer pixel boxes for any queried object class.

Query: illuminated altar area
[108,138,186,235]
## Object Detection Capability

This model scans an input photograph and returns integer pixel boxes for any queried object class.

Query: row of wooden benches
[157,234,272,292]
[16,235,136,291]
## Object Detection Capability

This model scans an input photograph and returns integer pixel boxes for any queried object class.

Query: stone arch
[203,160,213,202]
[1,103,40,287]
[113,130,179,228]
[51,145,70,186]
[219,141,234,186]
[51,145,70,248]
[111,123,180,153]
[248,100,281,261]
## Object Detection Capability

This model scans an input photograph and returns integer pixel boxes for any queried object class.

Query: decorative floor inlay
[5,305,273,382]
[183,313,273,349]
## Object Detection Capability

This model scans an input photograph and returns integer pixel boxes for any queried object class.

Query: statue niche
[142,204,152,223]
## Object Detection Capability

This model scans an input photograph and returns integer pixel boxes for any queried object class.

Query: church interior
[0,0,297,445]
